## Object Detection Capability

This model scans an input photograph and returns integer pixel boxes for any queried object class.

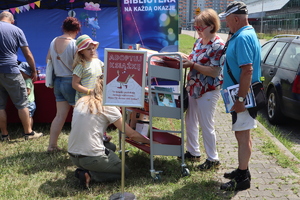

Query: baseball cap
[219,1,248,19]
[18,61,31,76]
[76,34,99,52]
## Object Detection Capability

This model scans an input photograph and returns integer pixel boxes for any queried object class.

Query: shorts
[53,77,76,106]
[28,101,36,117]
[0,73,28,110]
[231,109,257,131]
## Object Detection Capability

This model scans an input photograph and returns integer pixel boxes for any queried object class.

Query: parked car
[261,34,300,124]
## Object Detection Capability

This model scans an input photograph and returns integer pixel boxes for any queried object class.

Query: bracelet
[87,89,91,95]
[190,62,195,71]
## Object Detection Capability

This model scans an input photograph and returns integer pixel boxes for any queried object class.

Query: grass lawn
[1,120,236,200]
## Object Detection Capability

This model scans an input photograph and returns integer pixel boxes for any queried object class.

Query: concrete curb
[257,122,300,163]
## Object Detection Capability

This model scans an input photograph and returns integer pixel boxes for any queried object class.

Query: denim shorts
[53,77,76,105]
[0,73,28,110]
[28,101,36,117]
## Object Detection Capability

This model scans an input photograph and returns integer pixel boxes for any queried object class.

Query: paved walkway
[215,102,300,200]
[182,30,300,199]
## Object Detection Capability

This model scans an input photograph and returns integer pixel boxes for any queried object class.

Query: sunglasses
[194,26,209,32]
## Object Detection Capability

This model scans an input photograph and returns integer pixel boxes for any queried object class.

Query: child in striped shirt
[72,34,104,102]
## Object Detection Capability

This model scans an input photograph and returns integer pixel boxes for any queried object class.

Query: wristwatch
[235,96,245,103]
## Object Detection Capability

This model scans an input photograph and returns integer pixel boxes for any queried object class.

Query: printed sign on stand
[103,48,147,108]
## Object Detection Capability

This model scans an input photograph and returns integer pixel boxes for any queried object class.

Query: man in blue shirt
[219,1,261,191]
[0,11,42,141]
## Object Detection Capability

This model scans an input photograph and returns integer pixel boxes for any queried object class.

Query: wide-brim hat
[76,34,99,52]
[219,1,248,19]
[18,61,31,76]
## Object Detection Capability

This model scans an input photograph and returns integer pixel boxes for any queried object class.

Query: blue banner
[120,0,179,52]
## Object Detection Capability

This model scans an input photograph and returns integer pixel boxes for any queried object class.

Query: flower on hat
[76,34,99,52]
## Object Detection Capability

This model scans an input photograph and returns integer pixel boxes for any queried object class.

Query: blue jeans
[28,101,36,117]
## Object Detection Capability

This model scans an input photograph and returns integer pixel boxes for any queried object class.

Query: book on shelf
[135,121,150,137]
[154,86,176,107]
[221,84,256,113]
[144,88,158,109]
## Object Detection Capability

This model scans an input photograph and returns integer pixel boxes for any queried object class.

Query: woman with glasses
[68,76,150,189]
[181,9,225,171]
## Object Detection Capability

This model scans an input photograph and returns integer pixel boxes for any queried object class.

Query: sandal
[75,168,91,189]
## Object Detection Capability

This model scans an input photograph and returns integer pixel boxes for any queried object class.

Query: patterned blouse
[187,35,225,99]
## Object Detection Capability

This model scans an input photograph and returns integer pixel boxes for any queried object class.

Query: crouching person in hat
[219,1,261,191]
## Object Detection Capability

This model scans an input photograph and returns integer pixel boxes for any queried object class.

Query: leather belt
[68,153,88,158]
[68,149,109,158]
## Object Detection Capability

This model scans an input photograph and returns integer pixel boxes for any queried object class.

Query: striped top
[73,58,104,102]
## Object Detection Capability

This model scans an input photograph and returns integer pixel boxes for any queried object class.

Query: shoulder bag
[223,28,266,112]
[225,59,266,111]
[178,67,189,112]
[45,59,54,88]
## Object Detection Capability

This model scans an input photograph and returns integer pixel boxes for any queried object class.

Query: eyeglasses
[194,26,209,32]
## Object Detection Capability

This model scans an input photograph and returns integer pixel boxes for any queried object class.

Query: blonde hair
[72,51,86,69]
[195,8,220,34]
[72,47,99,69]
[75,75,104,114]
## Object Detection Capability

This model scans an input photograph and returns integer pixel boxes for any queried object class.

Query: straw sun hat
[76,34,99,52]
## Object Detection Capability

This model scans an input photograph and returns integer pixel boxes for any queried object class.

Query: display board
[103,48,147,107]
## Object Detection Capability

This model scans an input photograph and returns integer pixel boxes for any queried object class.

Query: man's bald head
[0,11,14,24]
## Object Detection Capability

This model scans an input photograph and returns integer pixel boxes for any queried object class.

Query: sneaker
[1,135,10,142]
[224,168,251,181]
[197,159,220,171]
[178,151,201,162]
[220,176,251,191]
[24,131,43,140]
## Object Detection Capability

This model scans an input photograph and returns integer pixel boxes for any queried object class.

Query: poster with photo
[103,48,147,107]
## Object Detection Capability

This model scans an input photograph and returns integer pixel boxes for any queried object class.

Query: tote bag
[45,59,54,88]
